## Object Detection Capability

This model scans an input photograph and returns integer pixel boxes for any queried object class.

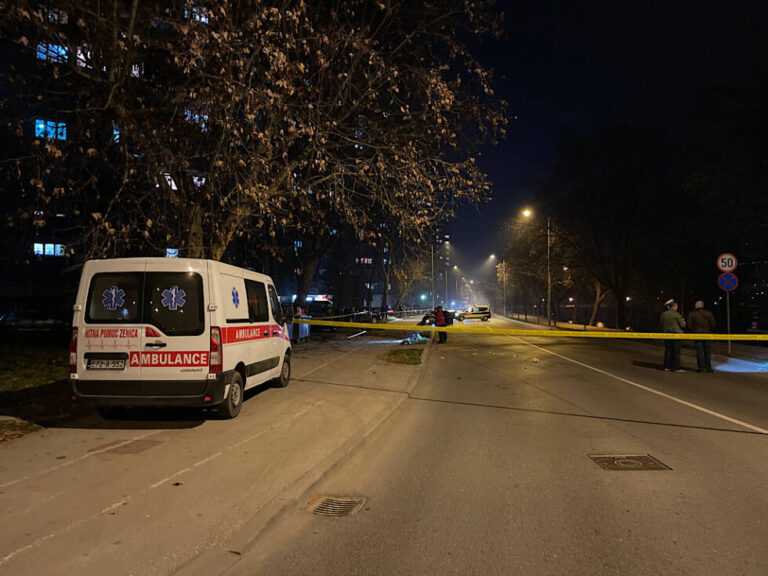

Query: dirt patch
[0,345,69,394]
[0,417,41,443]
[382,348,423,365]
[0,378,90,426]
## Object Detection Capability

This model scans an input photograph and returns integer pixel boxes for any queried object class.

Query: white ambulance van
[70,258,291,418]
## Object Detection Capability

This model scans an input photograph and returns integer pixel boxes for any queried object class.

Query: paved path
[0,337,424,576]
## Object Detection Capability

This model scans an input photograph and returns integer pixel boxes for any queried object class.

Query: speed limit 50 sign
[717,253,738,273]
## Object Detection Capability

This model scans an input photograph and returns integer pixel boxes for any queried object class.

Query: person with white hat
[688,300,716,372]
[660,299,686,372]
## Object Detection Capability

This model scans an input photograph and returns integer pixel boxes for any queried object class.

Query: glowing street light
[519,206,552,326]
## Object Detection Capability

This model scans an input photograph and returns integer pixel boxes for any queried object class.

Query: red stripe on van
[221,325,283,344]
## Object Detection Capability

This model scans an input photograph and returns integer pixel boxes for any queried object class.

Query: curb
[173,341,433,576]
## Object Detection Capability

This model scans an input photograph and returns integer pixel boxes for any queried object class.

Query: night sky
[448,1,764,268]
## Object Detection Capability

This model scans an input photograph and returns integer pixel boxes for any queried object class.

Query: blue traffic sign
[718,272,738,292]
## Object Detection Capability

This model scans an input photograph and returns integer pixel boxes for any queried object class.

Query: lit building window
[161,173,178,190]
[293,240,303,249]
[184,5,210,23]
[355,257,373,265]
[45,7,68,23]
[36,42,68,63]
[112,123,120,143]
[131,63,144,78]
[34,118,67,141]
[192,175,206,188]
[76,46,92,68]
[184,109,209,131]
[34,243,65,257]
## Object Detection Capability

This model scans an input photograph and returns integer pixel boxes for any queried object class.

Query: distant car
[457,305,491,322]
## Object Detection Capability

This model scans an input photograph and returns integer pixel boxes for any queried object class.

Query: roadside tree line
[0,0,507,305]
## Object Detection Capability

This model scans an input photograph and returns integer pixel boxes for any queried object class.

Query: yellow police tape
[294,318,768,342]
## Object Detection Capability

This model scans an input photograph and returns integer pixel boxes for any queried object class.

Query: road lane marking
[0,403,320,568]
[520,339,768,435]
[0,430,165,490]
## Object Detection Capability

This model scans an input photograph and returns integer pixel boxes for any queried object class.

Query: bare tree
[2,1,507,269]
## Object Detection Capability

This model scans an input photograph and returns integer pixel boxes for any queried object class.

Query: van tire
[274,354,291,388]
[219,372,244,419]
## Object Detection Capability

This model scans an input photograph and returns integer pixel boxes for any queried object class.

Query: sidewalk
[0,335,430,576]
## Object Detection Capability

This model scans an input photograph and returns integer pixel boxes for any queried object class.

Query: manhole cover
[588,454,671,471]
[309,496,366,518]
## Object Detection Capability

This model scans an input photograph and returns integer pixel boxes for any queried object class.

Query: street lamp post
[430,244,435,309]
[502,259,508,317]
[491,254,507,317]
[521,208,552,326]
[452,265,459,305]
[546,216,552,327]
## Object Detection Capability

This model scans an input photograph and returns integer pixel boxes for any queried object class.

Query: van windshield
[86,271,204,336]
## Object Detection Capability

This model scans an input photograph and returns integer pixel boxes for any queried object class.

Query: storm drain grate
[309,496,366,518]
[588,454,671,471]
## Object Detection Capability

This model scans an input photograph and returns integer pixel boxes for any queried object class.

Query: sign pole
[726,291,732,355]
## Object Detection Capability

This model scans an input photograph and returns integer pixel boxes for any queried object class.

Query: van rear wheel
[219,372,243,419]
[274,354,290,388]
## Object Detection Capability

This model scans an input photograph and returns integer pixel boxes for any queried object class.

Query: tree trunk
[186,205,205,258]
[589,280,607,326]
[295,252,321,307]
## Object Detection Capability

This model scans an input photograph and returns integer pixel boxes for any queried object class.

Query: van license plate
[87,359,126,370]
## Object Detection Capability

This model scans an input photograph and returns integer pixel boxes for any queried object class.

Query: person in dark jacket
[688,300,716,372]
[660,299,686,371]
[434,306,448,343]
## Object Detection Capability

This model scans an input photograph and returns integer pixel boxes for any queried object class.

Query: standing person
[688,300,716,372]
[434,305,448,343]
[660,299,686,372]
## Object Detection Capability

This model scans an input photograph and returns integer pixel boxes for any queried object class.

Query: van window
[144,272,205,336]
[245,279,269,323]
[268,285,284,324]
[86,273,142,323]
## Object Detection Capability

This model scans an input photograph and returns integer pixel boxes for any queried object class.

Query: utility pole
[430,243,435,309]
[502,259,507,316]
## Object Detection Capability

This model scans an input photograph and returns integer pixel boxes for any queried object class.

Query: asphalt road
[2,318,767,575]
[229,316,768,576]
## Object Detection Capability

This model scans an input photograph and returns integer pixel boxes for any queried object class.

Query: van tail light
[69,327,78,373]
[209,326,223,374]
